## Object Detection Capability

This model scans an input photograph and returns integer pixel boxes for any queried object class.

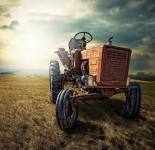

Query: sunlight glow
[23,34,41,50]
[0,0,92,70]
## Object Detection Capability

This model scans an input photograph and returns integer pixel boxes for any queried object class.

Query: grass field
[0,75,155,150]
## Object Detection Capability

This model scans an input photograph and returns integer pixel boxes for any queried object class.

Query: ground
[0,75,154,150]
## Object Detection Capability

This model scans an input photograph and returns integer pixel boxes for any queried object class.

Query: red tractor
[49,32,141,132]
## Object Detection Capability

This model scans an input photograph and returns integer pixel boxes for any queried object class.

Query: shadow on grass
[79,98,125,120]
[70,120,106,144]
[75,97,142,132]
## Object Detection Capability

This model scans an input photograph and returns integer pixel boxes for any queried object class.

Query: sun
[11,32,47,69]
[23,34,41,50]
[16,33,43,58]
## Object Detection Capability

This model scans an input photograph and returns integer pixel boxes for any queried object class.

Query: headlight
[126,77,130,86]
[86,75,94,86]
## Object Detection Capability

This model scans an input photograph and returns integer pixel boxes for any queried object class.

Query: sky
[0,0,155,74]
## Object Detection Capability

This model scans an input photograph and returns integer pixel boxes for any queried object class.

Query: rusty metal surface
[97,45,131,86]
[72,50,81,72]
[85,85,137,89]
[56,48,70,67]
[70,85,136,99]
[81,45,131,86]
[81,46,102,75]
[101,89,115,96]
[70,94,103,101]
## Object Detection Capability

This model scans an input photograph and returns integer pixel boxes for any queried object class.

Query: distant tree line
[0,71,15,75]
[130,72,155,81]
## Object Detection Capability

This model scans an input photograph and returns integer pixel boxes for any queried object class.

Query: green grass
[0,75,155,150]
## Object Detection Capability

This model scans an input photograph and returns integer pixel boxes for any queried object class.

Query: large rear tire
[56,89,78,132]
[49,60,61,104]
[125,82,141,118]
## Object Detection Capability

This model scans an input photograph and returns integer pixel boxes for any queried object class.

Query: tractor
[49,32,141,132]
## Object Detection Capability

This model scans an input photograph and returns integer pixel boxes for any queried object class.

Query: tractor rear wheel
[49,60,61,104]
[56,89,78,132]
[125,82,141,118]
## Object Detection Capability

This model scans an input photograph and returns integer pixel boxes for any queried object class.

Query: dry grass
[0,75,154,150]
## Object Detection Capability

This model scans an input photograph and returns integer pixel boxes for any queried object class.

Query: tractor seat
[68,38,85,53]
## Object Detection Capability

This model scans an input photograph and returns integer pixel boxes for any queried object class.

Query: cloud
[10,20,19,26]
[77,0,155,51]
[0,5,8,14]
[0,20,19,30]
[0,0,154,72]
[0,25,14,30]
[0,0,20,14]
[130,53,155,72]
[137,35,155,54]
[4,12,11,18]
[26,1,155,53]
[91,0,155,21]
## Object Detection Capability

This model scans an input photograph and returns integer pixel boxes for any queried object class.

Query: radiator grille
[102,48,129,81]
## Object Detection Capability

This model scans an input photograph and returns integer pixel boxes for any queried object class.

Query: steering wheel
[74,32,93,44]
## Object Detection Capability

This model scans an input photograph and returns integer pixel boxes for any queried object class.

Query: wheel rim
[66,92,77,126]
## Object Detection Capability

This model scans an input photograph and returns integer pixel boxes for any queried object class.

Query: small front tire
[125,82,141,118]
[56,89,78,132]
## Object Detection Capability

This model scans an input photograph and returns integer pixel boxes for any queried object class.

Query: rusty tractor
[49,32,141,132]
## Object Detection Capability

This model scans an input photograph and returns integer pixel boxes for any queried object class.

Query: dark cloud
[101,1,154,42]
[0,25,14,30]
[92,0,155,21]
[0,20,19,30]
[4,12,11,17]
[75,0,155,54]
[0,5,8,14]
[137,35,155,53]
[10,20,19,26]
[130,53,154,72]
[0,0,20,14]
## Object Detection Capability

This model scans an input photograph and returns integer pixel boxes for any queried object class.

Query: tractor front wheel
[56,89,78,132]
[125,82,141,118]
